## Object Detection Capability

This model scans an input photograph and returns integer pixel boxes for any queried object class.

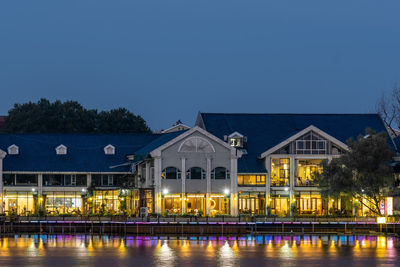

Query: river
[0,234,398,266]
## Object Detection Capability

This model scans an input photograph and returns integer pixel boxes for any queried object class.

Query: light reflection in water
[0,235,397,266]
[155,241,176,267]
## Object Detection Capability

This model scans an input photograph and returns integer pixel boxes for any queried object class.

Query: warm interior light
[377,217,386,224]
[223,188,230,195]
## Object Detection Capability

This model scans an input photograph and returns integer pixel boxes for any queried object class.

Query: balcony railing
[270,180,289,187]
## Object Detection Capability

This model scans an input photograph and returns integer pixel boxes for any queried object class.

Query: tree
[376,84,400,136]
[97,108,151,133]
[316,128,395,215]
[4,98,151,133]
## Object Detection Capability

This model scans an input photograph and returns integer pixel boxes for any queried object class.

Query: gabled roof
[149,126,239,158]
[134,130,187,157]
[161,123,191,133]
[260,125,348,158]
[197,113,393,173]
[0,133,162,172]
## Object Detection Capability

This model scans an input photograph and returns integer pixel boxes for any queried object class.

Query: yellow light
[88,197,93,201]
[268,198,272,202]
[39,197,43,201]
[331,199,334,202]
[292,199,296,203]
[377,217,386,224]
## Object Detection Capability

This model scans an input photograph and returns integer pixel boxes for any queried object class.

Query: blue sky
[1,0,399,130]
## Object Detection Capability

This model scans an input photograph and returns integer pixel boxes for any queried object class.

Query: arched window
[178,136,215,153]
[186,167,206,180]
[162,167,181,179]
[211,167,230,180]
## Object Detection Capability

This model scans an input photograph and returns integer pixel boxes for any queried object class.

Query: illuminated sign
[386,197,393,216]
[379,200,385,215]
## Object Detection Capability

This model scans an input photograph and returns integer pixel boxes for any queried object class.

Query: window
[296,159,323,187]
[179,137,215,153]
[228,132,244,148]
[237,175,265,186]
[56,145,67,155]
[271,158,290,187]
[230,137,243,148]
[186,167,206,179]
[3,173,38,186]
[7,145,19,155]
[92,174,115,186]
[295,132,327,154]
[162,167,181,179]
[43,174,86,186]
[104,144,115,155]
[211,167,230,179]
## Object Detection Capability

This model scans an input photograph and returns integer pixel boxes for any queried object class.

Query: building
[195,113,395,216]
[0,113,397,216]
[0,132,181,215]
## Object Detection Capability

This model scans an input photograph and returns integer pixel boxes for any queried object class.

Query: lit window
[237,175,265,186]
[228,132,245,148]
[271,158,290,187]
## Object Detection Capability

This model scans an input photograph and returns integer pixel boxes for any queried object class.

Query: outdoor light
[284,187,289,192]
[223,188,230,195]
[31,188,35,192]
[162,188,169,195]
[361,189,364,192]
[81,188,86,192]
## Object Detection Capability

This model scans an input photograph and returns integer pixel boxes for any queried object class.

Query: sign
[379,200,385,215]
[386,197,393,216]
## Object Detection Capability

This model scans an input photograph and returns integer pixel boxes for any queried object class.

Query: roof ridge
[201,112,379,116]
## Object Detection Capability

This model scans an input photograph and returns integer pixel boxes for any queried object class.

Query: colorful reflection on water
[0,234,399,266]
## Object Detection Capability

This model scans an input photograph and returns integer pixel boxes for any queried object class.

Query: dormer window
[228,132,244,148]
[56,144,67,155]
[7,144,19,155]
[104,144,115,155]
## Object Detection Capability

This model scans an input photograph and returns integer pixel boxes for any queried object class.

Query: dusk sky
[1,1,399,131]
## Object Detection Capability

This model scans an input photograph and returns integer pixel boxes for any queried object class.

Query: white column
[230,157,238,216]
[289,156,295,216]
[0,150,6,214]
[265,156,271,215]
[38,174,43,194]
[145,162,150,188]
[87,174,92,188]
[181,157,186,214]
[206,157,211,216]
[154,156,162,214]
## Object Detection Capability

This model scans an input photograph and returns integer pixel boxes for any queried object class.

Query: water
[0,234,399,266]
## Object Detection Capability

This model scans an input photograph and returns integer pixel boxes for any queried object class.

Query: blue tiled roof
[134,130,187,158]
[199,113,393,173]
[0,133,164,173]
